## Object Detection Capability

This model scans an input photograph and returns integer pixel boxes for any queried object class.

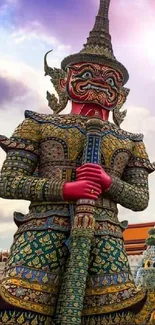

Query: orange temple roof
[123,222,155,255]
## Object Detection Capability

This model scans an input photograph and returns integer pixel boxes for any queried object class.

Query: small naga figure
[0,0,155,324]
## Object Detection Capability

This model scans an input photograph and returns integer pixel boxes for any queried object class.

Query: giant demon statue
[0,0,155,324]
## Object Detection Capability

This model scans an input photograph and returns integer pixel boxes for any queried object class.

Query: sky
[0,0,155,250]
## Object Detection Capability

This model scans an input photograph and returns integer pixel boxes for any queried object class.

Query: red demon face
[66,63,123,111]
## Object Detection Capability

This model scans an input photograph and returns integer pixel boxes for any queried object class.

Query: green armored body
[0,0,155,324]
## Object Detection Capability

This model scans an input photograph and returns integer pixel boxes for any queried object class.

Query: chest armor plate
[39,118,134,181]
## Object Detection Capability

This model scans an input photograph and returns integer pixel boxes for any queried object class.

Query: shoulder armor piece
[25,110,49,123]
[106,122,144,142]
[0,135,12,152]
[124,131,144,142]
[25,110,88,130]
[0,134,39,154]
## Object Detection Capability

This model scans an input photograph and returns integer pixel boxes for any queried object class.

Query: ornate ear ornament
[113,87,130,127]
[44,50,69,114]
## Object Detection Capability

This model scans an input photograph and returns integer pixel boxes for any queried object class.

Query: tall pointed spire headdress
[61,0,129,84]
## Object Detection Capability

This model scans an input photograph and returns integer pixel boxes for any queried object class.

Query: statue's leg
[81,299,147,325]
[0,228,69,324]
[0,295,53,324]
[82,234,145,325]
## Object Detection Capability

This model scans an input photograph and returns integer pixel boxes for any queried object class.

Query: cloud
[0,0,5,10]
[3,0,92,50]
[11,27,71,57]
[0,75,29,106]
[122,105,155,158]
[109,0,155,42]
[0,58,50,116]
[5,0,155,56]
[0,199,29,223]
[1,0,155,56]
[0,199,29,249]
[0,24,71,114]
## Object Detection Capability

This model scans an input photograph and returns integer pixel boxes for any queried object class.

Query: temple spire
[93,0,110,32]
[83,0,114,58]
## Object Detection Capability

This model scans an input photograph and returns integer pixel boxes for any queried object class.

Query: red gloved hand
[63,180,102,201]
[76,163,112,191]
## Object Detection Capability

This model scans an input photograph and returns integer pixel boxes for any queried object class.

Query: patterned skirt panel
[0,220,145,324]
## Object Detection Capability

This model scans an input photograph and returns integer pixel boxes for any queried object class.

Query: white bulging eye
[106,78,115,86]
[81,71,93,79]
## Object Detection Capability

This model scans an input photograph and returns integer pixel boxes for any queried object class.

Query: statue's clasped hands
[63,163,112,201]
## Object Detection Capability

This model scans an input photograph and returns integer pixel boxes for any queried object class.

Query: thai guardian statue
[0,0,155,324]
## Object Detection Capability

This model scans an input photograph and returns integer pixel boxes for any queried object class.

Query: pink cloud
[3,0,155,54]
[109,0,155,43]
[0,75,29,107]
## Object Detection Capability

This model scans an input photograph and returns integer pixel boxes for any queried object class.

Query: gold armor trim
[1,278,58,315]
[85,282,135,295]
[82,291,145,316]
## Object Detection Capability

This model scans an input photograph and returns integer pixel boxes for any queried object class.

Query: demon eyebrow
[67,63,94,71]
[103,69,123,82]
[67,65,79,70]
